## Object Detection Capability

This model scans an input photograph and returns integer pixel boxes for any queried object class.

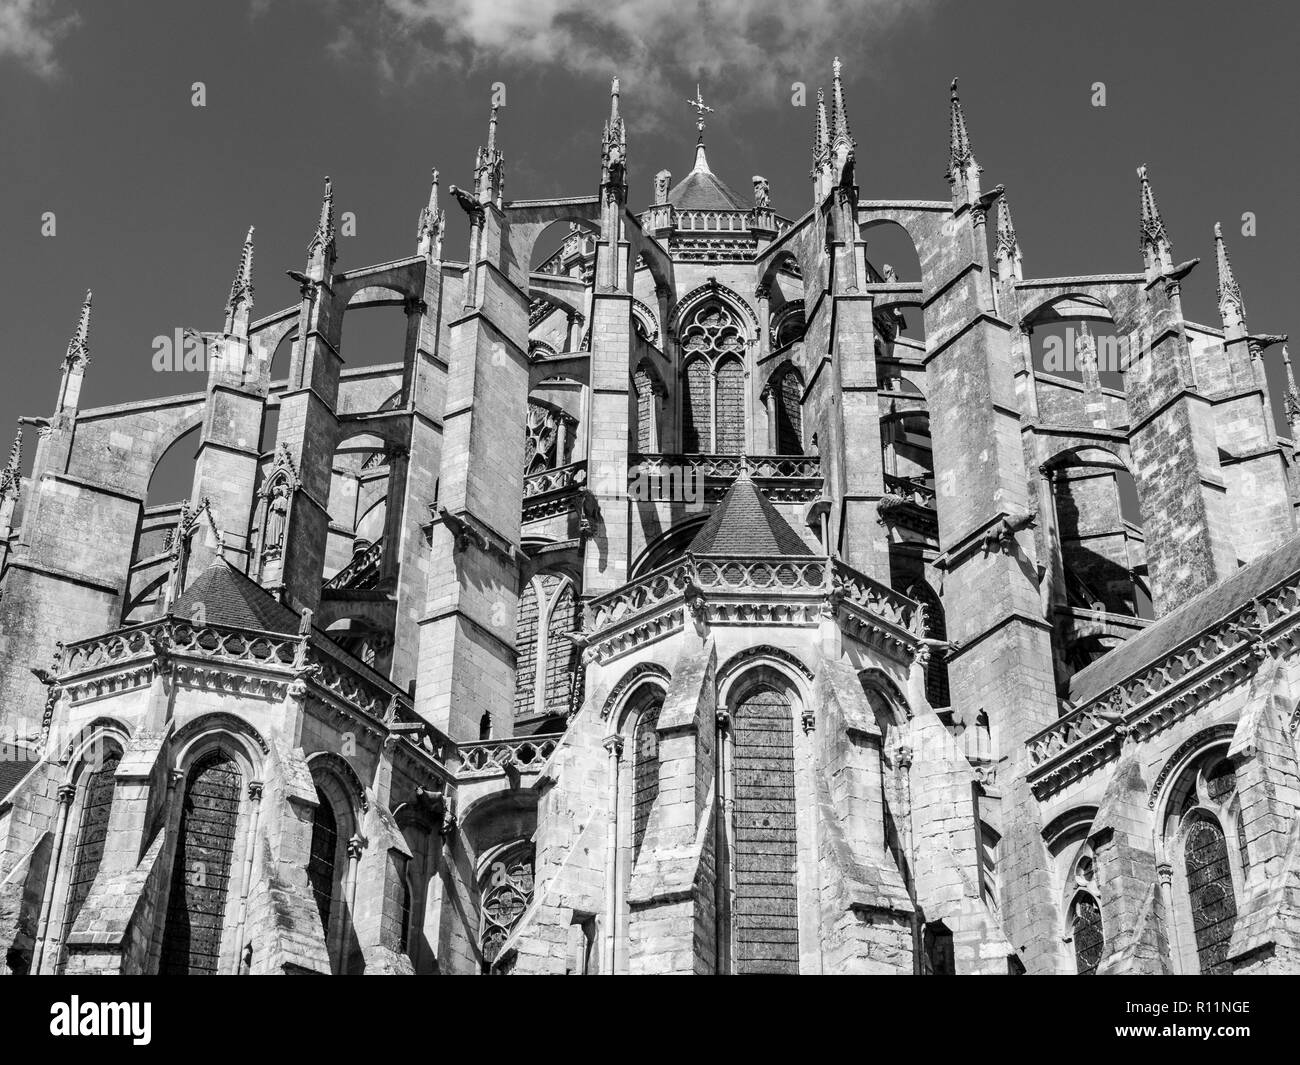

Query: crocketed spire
[224,226,255,334]
[1137,165,1172,277]
[64,289,92,369]
[417,168,445,259]
[1214,221,1246,333]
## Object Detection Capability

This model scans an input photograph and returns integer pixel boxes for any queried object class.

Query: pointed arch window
[731,682,799,974]
[64,747,122,944]
[525,401,576,475]
[683,358,712,453]
[680,301,748,454]
[307,787,339,937]
[632,698,663,860]
[908,581,950,709]
[514,572,580,726]
[513,579,541,717]
[159,750,242,975]
[480,843,534,967]
[1070,892,1105,975]
[1163,748,1246,974]
[776,365,803,454]
[1184,815,1236,975]
[633,364,663,452]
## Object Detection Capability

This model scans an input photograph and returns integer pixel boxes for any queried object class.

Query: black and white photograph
[0,0,1295,1036]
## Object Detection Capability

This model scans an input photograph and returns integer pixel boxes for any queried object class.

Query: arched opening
[908,581,950,709]
[1069,890,1104,975]
[58,742,124,966]
[147,425,200,508]
[513,572,580,731]
[630,517,707,578]
[337,302,410,372]
[1161,746,1245,975]
[159,749,243,975]
[307,787,338,937]
[525,399,577,475]
[678,299,749,455]
[763,362,804,455]
[860,219,923,284]
[729,679,799,974]
[326,432,390,583]
[631,696,662,861]
[478,842,535,969]
[1026,296,1126,392]
[267,329,296,385]
[1046,447,1152,675]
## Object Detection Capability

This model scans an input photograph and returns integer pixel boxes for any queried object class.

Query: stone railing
[693,556,827,594]
[882,473,936,507]
[523,461,586,499]
[458,734,561,775]
[628,453,823,504]
[632,453,820,480]
[1026,572,1300,778]
[586,558,694,634]
[583,553,916,643]
[323,537,384,591]
[832,560,917,632]
[60,618,300,677]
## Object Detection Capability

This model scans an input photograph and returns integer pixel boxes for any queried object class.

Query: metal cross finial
[686,84,714,134]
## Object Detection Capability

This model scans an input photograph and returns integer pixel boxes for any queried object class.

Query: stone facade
[2,65,1299,976]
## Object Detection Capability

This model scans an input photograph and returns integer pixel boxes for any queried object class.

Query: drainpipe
[31,783,77,975]
[714,708,732,974]
[1157,860,1178,973]
[232,781,263,973]
[602,734,624,974]
[341,834,365,974]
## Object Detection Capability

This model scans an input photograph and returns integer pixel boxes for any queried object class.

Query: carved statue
[752,175,770,209]
[654,169,671,204]
[265,482,290,553]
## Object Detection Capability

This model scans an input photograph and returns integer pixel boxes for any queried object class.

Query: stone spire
[475,105,505,206]
[417,168,445,260]
[56,289,92,415]
[995,195,1022,281]
[1137,165,1173,279]
[1214,221,1246,336]
[601,75,628,196]
[946,77,981,205]
[0,426,21,498]
[306,176,336,281]
[1284,345,1300,437]
[64,289,92,370]
[828,57,856,187]
[811,87,830,199]
[224,226,255,336]
[813,87,828,166]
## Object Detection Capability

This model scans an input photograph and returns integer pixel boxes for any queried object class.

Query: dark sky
[1,0,1296,484]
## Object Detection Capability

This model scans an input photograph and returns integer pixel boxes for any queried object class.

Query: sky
[1,0,1297,492]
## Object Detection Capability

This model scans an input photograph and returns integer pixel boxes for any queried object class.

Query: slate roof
[1068,533,1300,705]
[689,474,814,557]
[171,559,302,634]
[667,153,749,213]
[0,757,36,806]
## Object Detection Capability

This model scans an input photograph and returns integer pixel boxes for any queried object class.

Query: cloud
[320,0,933,122]
[0,0,78,78]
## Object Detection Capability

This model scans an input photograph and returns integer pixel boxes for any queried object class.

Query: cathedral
[2,60,1298,977]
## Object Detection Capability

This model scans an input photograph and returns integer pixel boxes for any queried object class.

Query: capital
[602,734,625,759]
